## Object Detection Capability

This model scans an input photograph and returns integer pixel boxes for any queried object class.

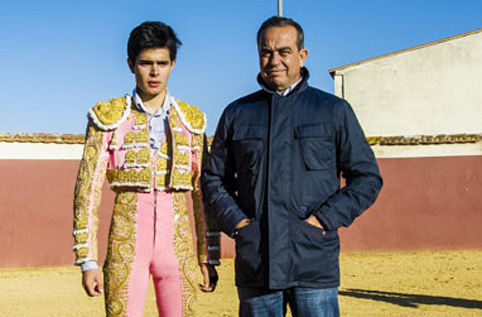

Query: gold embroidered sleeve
[192,133,220,265]
[73,121,110,265]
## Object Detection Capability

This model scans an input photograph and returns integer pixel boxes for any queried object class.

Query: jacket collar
[257,67,310,96]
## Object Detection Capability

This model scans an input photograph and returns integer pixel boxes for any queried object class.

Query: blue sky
[1,0,481,136]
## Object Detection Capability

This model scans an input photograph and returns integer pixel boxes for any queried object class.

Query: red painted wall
[1,156,481,268]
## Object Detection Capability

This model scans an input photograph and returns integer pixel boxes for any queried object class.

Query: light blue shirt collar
[132,88,172,117]
[132,88,172,150]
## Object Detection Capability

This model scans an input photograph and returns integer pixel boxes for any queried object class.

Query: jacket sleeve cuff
[314,207,335,231]
[228,212,250,237]
[80,260,99,272]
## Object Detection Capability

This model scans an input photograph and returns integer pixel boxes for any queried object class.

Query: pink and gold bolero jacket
[73,95,219,267]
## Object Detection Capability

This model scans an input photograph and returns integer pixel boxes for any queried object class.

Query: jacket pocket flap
[296,122,334,138]
[233,126,267,141]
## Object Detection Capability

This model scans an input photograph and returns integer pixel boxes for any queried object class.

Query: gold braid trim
[173,192,201,317]
[103,192,138,317]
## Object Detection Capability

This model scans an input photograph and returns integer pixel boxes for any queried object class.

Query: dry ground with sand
[1,250,481,316]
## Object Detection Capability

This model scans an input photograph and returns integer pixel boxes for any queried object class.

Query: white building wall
[334,30,482,138]
[0,143,83,160]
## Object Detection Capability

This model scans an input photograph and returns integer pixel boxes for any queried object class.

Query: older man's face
[258,25,307,93]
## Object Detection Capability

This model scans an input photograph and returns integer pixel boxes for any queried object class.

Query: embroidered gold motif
[155,137,172,190]
[173,192,200,317]
[133,111,148,129]
[173,132,189,146]
[123,129,149,149]
[176,151,190,166]
[191,133,203,151]
[103,192,138,317]
[176,101,206,134]
[124,131,135,145]
[124,148,150,168]
[157,157,169,170]
[139,168,151,184]
[74,232,88,245]
[76,248,88,259]
[90,97,129,129]
[103,99,208,193]
[172,170,193,190]
[108,167,152,190]
[73,124,108,264]
[159,139,169,156]
[124,150,136,165]
[167,108,195,191]
[135,129,149,144]
[169,111,182,127]
[137,148,149,164]
[109,131,118,150]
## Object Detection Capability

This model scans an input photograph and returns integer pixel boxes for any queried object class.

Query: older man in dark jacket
[202,16,383,317]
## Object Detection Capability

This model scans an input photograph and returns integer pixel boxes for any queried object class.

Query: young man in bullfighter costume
[72,21,219,317]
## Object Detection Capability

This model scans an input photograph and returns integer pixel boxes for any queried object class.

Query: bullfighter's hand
[82,268,104,297]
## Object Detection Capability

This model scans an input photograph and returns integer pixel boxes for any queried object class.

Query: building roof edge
[329,27,482,77]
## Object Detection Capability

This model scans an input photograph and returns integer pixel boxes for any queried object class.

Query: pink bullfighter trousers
[103,190,186,317]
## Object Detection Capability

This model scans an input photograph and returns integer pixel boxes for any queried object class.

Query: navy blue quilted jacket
[202,68,382,289]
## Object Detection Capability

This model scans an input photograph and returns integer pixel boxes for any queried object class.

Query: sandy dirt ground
[1,250,481,316]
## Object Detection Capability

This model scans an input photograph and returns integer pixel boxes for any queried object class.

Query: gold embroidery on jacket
[174,133,189,147]
[176,100,206,133]
[133,110,148,130]
[191,132,203,151]
[124,150,136,165]
[173,192,200,317]
[103,192,138,317]
[102,98,211,192]
[90,97,130,130]
[124,131,135,145]
[122,129,149,149]
[73,124,107,264]
[154,137,171,190]
[156,157,169,170]
[168,107,193,190]
[107,167,151,191]
[109,131,118,150]
[123,148,150,168]
[176,151,190,166]
[171,170,192,189]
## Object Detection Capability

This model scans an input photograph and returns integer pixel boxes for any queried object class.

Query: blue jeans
[238,287,339,317]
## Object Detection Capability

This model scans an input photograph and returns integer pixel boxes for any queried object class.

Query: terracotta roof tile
[0,133,85,144]
[0,133,480,146]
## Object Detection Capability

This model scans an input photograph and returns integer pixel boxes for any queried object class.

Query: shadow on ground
[339,289,482,309]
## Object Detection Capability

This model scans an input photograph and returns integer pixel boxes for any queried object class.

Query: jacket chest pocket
[232,126,266,173]
[296,123,336,171]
